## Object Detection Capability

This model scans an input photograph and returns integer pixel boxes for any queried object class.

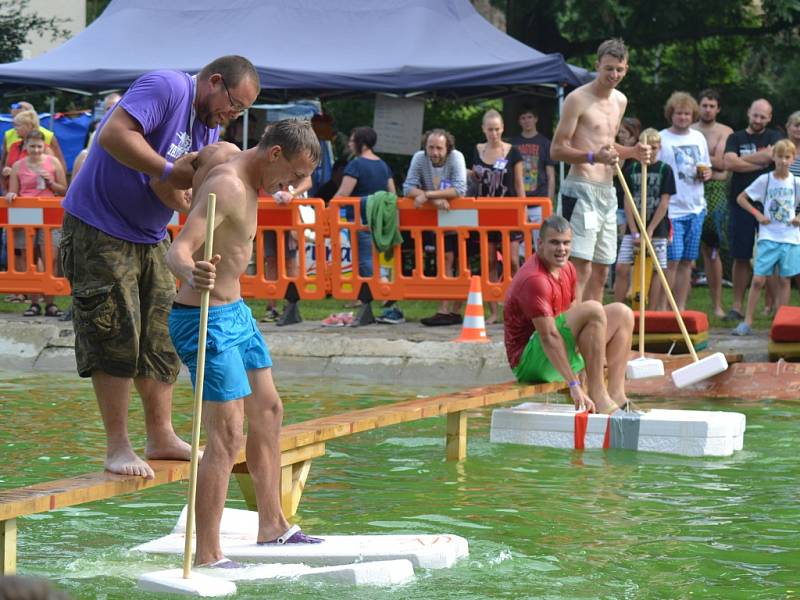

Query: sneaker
[421,312,459,326]
[261,308,280,323]
[321,312,352,327]
[375,306,405,324]
[731,322,753,336]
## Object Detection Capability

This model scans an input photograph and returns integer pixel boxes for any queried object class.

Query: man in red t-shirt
[504,215,634,413]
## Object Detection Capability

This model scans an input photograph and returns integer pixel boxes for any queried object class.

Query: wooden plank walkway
[0,351,741,575]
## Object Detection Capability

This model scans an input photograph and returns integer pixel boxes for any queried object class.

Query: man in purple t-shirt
[60,56,260,479]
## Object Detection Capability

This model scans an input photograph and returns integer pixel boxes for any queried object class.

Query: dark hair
[597,38,628,62]
[518,106,538,118]
[698,88,721,105]
[350,126,377,154]
[24,129,46,144]
[539,215,571,240]
[258,119,321,166]
[423,128,454,154]
[619,117,641,142]
[198,55,260,89]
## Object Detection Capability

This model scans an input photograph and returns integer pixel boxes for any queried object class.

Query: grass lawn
[1,284,789,331]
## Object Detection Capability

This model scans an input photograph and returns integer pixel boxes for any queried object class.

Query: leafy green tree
[0,0,70,63]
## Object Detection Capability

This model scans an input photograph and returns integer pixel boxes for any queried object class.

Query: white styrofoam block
[136,508,468,570]
[204,559,414,586]
[490,402,745,457]
[671,352,728,388]
[137,569,236,597]
[626,356,665,379]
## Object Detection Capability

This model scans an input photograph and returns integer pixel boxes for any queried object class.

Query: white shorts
[558,175,618,265]
[617,235,668,269]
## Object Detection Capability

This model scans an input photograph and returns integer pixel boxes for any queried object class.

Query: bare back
[553,83,627,183]
[175,155,259,306]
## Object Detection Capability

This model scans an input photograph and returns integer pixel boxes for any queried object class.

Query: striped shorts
[617,234,668,268]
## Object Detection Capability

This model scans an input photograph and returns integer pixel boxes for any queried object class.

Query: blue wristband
[160,161,174,182]
[568,379,581,389]
[587,151,594,165]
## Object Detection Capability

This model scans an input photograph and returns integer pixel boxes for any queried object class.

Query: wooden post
[1,518,16,575]
[280,461,313,517]
[445,411,467,461]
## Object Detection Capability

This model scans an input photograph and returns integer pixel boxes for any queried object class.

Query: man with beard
[60,55,260,479]
[504,215,634,414]
[723,99,783,321]
[692,89,733,318]
[403,129,469,326]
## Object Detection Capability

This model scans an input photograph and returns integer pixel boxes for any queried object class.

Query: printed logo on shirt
[167,130,191,160]
[517,143,541,193]
[671,145,702,183]
[766,186,796,224]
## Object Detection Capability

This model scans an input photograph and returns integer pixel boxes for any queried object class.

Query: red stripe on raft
[50,495,56,510]
[478,209,518,227]
[257,208,293,227]
[43,207,64,225]
[399,209,437,227]
[574,410,589,449]
[603,416,611,449]
[0,207,7,224]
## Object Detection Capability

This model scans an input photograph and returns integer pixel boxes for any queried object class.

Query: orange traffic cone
[453,276,490,343]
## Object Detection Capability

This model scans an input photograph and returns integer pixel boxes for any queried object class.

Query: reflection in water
[1,373,798,599]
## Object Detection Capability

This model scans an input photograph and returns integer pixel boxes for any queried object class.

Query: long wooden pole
[615,164,699,362]
[638,162,647,358]
[183,193,217,579]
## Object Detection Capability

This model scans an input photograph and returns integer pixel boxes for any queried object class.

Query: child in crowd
[613,128,675,308]
[732,139,800,336]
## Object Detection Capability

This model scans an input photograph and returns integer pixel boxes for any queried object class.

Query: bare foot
[486,315,498,325]
[610,393,630,412]
[714,309,726,319]
[105,447,155,479]
[591,391,621,415]
[145,434,193,461]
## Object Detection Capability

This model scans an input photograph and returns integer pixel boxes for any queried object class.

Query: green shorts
[60,213,180,382]
[512,313,585,383]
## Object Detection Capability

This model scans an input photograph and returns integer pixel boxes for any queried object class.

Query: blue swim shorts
[667,210,705,262]
[168,299,272,402]
[753,239,800,277]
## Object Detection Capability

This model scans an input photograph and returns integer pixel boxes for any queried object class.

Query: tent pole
[49,96,55,130]
[243,109,249,150]
[557,85,565,188]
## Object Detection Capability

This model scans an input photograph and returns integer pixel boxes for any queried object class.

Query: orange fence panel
[0,197,69,297]
[327,196,551,302]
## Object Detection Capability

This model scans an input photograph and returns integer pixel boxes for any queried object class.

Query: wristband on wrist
[632,232,640,239]
[749,206,759,217]
[587,151,594,165]
[160,161,174,182]
[568,379,581,389]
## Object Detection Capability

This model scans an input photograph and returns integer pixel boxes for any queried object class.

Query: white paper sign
[372,95,425,156]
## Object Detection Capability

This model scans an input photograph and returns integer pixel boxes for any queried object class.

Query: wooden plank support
[232,443,325,515]
[1,518,16,575]
[445,411,467,461]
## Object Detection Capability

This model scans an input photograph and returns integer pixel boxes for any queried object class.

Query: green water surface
[0,372,798,599]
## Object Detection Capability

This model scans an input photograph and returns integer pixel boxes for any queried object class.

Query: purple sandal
[258,524,323,545]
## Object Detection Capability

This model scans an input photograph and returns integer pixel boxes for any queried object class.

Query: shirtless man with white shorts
[551,38,650,302]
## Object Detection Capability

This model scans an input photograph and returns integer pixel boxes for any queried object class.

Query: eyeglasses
[219,76,248,114]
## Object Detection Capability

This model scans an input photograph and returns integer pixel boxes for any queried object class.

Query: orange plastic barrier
[1,195,551,303]
[0,197,69,296]
[327,196,551,301]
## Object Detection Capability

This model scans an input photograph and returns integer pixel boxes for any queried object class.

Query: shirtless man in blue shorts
[551,38,650,302]
[165,120,321,567]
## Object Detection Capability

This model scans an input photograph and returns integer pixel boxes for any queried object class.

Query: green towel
[365,191,403,259]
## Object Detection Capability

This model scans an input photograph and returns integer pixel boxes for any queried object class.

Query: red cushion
[632,310,708,334]
[770,305,800,342]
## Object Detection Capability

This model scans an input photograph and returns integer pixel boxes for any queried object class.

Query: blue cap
[10,102,21,110]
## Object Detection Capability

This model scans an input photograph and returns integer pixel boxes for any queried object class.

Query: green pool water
[0,372,798,599]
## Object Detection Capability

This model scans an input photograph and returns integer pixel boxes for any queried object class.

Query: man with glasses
[60,55,260,479]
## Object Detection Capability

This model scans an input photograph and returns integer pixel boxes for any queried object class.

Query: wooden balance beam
[0,379,564,575]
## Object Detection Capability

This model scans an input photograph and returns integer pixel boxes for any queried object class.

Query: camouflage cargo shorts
[60,213,180,381]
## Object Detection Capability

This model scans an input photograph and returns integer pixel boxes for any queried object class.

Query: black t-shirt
[725,128,784,202]
[471,145,523,197]
[622,160,676,239]
[508,133,554,197]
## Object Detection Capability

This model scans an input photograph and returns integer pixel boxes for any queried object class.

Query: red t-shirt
[503,253,577,368]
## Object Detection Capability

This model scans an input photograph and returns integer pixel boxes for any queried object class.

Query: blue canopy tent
[0,0,588,97]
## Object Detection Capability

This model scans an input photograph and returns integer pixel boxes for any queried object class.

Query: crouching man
[504,215,634,413]
[165,120,322,568]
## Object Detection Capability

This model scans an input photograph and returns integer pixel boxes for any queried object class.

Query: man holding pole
[551,38,650,302]
[166,120,322,567]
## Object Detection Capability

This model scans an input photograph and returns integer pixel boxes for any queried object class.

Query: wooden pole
[615,165,699,362]
[639,161,647,358]
[183,193,217,579]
